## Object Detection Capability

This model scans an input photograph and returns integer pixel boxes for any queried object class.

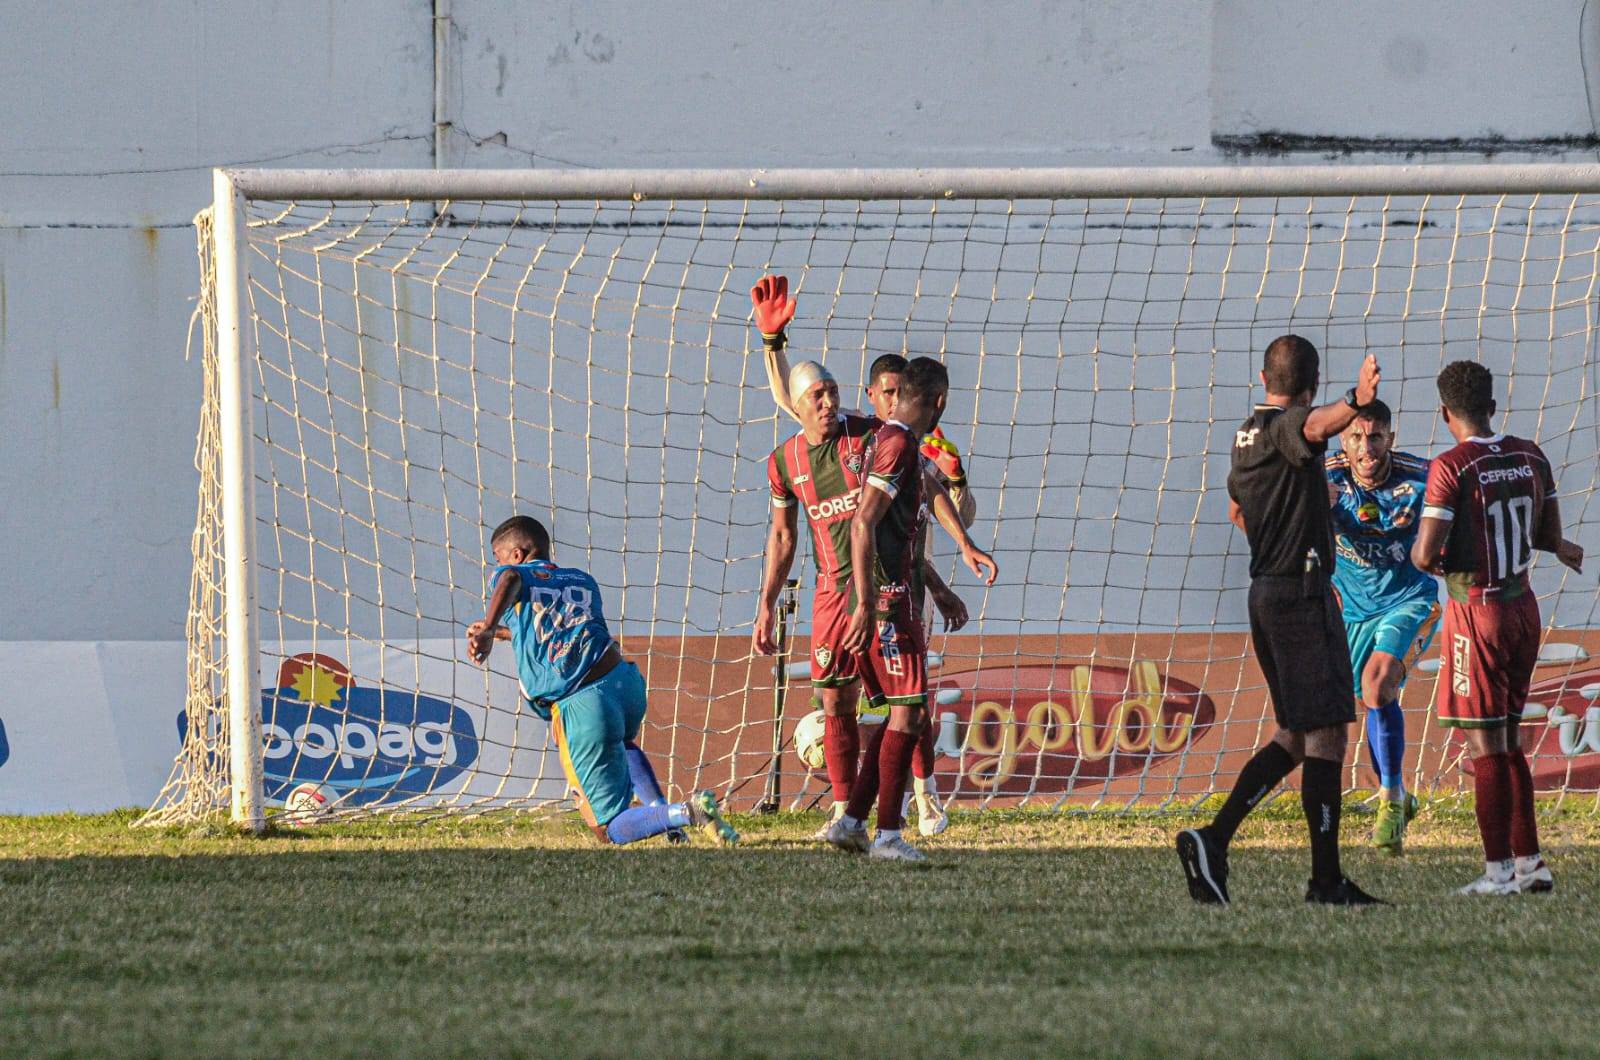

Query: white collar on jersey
[1467,433,1505,444]
[886,418,914,432]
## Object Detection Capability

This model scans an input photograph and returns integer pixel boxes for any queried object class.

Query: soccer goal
[143,166,1600,831]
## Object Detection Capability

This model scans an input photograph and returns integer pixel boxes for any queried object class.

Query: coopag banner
[198,641,567,812]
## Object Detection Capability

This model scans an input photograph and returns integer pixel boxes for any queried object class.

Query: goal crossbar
[226,163,1600,203]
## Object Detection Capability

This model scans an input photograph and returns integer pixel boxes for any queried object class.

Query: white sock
[1485,858,1515,881]
[901,791,914,819]
[916,774,940,801]
[876,828,901,843]
[841,814,865,830]
[1515,853,1545,875]
[829,801,846,821]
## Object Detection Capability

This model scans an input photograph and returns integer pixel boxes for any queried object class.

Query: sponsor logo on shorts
[176,653,480,809]
[806,490,860,522]
[1451,634,1472,696]
[877,621,905,677]
[928,660,1217,795]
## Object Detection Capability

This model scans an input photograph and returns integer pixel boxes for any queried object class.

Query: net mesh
[143,185,1600,826]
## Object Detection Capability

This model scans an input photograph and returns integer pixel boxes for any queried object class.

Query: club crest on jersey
[814,645,833,670]
[844,451,865,476]
[1356,501,1380,523]
[1391,507,1414,528]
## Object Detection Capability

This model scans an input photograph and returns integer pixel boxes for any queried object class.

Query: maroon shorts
[859,591,927,708]
[810,588,859,688]
[1435,592,1540,729]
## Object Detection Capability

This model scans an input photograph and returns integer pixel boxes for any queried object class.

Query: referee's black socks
[1207,741,1297,846]
[1301,756,1343,886]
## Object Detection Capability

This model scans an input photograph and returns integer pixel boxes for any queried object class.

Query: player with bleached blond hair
[749,276,995,840]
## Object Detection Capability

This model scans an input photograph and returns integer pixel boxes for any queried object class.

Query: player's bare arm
[1302,353,1381,443]
[468,567,522,664]
[465,621,512,642]
[925,468,998,585]
[1227,497,1246,532]
[1410,514,1449,575]
[753,503,799,655]
[1529,493,1586,573]
[751,274,801,424]
[841,483,893,655]
[921,560,968,632]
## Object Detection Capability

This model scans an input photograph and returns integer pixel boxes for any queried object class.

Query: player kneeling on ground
[1411,362,1583,896]
[467,516,738,846]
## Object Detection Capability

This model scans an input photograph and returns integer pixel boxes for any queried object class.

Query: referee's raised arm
[1300,353,1382,444]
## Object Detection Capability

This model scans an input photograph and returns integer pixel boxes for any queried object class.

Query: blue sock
[604,804,675,845]
[625,742,667,806]
[1365,702,1406,795]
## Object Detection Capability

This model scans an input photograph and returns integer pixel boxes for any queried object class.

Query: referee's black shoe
[1305,876,1387,906]
[1176,828,1229,905]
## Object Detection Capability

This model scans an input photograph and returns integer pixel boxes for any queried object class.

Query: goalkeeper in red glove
[749,274,995,839]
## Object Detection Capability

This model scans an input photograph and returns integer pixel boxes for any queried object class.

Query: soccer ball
[793,710,827,771]
[282,782,332,825]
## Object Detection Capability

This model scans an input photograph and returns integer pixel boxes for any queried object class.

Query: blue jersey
[1326,450,1439,621]
[492,560,614,717]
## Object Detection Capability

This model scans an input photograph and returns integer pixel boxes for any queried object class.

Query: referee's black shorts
[1248,575,1356,732]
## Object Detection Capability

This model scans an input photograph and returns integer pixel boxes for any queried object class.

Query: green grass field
[2,805,1597,1059]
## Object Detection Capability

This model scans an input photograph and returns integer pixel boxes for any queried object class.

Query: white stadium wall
[3,1,1600,811]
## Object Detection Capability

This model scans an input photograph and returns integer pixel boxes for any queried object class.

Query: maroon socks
[1472,752,1513,862]
[822,713,860,804]
[875,729,919,831]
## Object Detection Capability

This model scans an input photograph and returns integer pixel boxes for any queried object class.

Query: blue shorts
[548,661,648,828]
[1345,600,1440,690]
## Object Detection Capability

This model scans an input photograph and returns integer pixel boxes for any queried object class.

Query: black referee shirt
[1227,403,1335,579]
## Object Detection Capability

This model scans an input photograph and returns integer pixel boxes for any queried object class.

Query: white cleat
[811,807,846,842]
[916,794,950,837]
[1458,864,1518,896]
[824,817,871,854]
[1513,860,1555,894]
[869,833,928,863]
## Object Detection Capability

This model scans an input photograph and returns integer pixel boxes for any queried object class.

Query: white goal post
[146,164,1600,832]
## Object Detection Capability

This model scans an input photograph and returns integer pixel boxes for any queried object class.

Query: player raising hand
[749,275,995,840]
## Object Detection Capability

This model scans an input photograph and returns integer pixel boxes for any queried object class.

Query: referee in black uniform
[1178,335,1384,906]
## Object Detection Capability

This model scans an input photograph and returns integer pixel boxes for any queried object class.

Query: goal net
[143,167,1600,829]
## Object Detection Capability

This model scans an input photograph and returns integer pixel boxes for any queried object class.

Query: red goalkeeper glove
[920,427,966,485]
[750,274,797,349]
